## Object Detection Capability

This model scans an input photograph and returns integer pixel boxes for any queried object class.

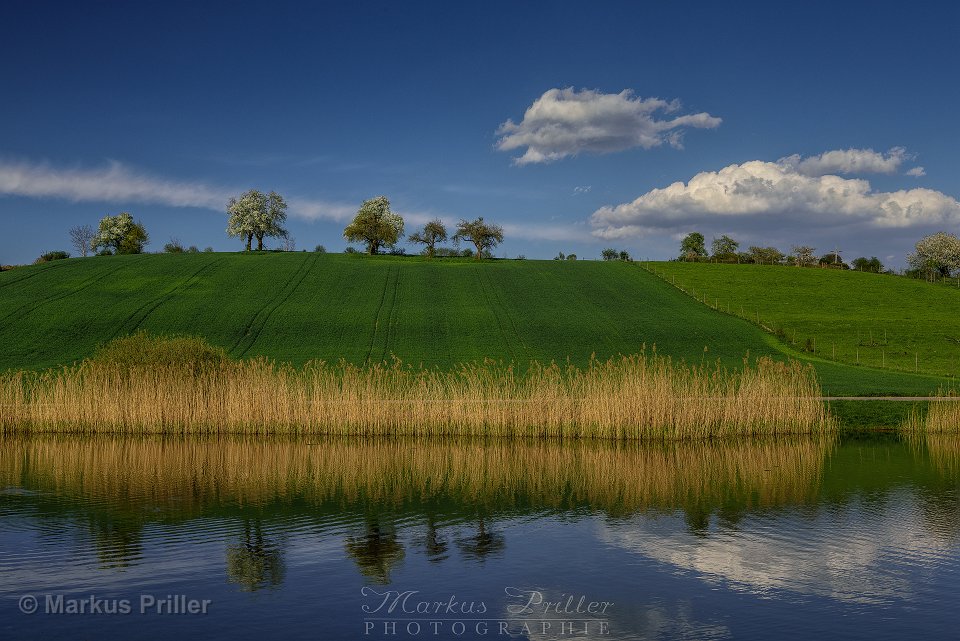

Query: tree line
[675,231,960,277]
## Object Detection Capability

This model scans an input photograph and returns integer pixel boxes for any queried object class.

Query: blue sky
[1,0,958,265]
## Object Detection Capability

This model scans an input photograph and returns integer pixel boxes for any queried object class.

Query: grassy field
[0,252,950,397]
[0,253,779,368]
[649,262,960,378]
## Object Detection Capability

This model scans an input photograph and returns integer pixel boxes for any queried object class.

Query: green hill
[650,262,960,378]
[0,253,949,397]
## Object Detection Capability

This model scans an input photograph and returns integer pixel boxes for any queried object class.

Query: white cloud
[573,185,592,195]
[777,147,909,176]
[0,157,355,222]
[906,166,927,177]
[496,88,721,165]
[590,155,960,239]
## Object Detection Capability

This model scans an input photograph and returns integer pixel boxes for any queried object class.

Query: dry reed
[0,353,833,438]
[902,397,960,434]
[0,435,832,514]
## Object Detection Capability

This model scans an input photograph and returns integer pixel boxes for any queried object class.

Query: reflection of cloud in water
[502,588,730,641]
[600,489,956,605]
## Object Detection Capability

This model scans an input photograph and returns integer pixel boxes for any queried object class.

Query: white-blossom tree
[343,196,404,255]
[790,245,817,267]
[92,213,149,254]
[227,190,288,251]
[907,232,960,277]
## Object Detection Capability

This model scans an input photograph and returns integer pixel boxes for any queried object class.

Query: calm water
[1,434,959,640]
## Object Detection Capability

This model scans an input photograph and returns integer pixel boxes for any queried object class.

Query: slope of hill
[650,262,960,379]
[0,253,949,396]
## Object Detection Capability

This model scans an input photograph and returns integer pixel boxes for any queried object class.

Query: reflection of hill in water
[0,436,833,520]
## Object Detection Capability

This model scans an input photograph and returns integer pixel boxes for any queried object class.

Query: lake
[1,434,959,640]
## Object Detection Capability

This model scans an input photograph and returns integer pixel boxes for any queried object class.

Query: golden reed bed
[0,354,833,438]
[0,435,832,514]
[902,398,960,434]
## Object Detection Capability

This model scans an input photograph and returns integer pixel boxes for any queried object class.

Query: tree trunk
[245,234,252,252]
[257,235,264,251]
[474,242,482,259]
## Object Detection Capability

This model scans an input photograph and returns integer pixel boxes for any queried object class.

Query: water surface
[1,435,958,640]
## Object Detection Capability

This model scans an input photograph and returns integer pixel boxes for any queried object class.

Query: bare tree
[69,224,95,257]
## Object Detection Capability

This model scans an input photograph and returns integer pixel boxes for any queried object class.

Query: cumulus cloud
[777,147,909,176]
[0,157,355,222]
[590,155,960,239]
[496,88,721,165]
[906,166,927,177]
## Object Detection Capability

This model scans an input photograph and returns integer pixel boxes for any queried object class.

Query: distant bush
[389,247,407,256]
[462,249,475,258]
[96,249,114,256]
[89,331,230,374]
[164,239,185,253]
[601,248,618,261]
[314,245,327,253]
[566,254,577,261]
[516,255,526,260]
[852,256,883,273]
[203,246,215,253]
[344,247,360,254]
[35,250,70,264]
[187,245,200,253]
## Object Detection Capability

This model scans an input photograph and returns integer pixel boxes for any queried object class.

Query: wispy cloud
[0,158,232,209]
[0,157,355,222]
[776,147,911,176]
[573,185,592,195]
[496,87,721,165]
[906,166,926,177]
[591,152,960,239]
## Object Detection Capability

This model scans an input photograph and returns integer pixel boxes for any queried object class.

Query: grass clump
[89,331,230,374]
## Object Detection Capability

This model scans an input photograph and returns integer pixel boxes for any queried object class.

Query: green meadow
[650,262,960,379]
[0,252,951,399]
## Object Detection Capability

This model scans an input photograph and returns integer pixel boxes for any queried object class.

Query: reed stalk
[0,353,833,438]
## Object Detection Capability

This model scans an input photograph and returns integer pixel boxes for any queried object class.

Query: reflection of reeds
[910,434,960,477]
[0,436,832,515]
[0,354,832,438]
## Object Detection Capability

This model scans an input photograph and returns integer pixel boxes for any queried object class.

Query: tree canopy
[92,213,149,254]
[453,217,504,260]
[344,196,404,255]
[227,190,288,251]
[907,232,960,277]
[680,232,706,260]
[711,235,739,259]
[408,219,448,257]
[790,245,817,267]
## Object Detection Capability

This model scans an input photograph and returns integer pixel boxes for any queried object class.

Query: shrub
[187,246,200,253]
[35,250,71,264]
[203,246,215,253]
[89,331,230,374]
[344,247,360,254]
[163,239,185,253]
[96,249,114,256]
[314,245,327,253]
